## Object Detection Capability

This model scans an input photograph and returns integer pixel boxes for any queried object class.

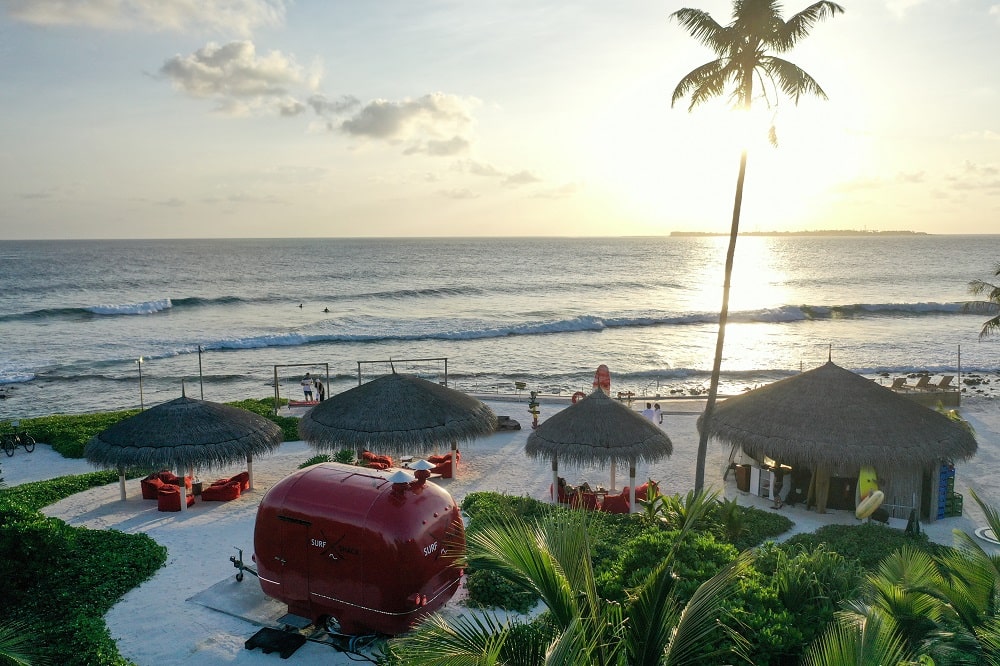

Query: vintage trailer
[253,462,465,636]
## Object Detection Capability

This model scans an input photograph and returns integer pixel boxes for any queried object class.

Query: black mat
[245,627,307,659]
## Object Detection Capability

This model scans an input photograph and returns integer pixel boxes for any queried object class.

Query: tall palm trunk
[695,148,748,491]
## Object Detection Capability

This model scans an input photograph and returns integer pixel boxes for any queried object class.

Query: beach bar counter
[253,462,465,635]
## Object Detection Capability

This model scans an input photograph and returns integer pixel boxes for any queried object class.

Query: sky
[0,0,998,240]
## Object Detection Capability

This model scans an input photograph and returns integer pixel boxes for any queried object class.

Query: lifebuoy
[572,391,586,404]
[855,489,885,519]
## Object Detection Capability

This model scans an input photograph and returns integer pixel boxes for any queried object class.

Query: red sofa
[362,451,393,470]
[599,494,630,514]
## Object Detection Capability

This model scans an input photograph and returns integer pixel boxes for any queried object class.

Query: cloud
[440,188,479,200]
[159,40,316,115]
[308,94,361,117]
[3,0,288,36]
[884,0,928,18]
[502,170,541,187]
[944,161,1000,193]
[338,93,479,156]
[457,159,503,178]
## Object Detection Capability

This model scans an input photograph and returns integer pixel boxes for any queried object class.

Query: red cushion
[362,451,377,461]
[570,491,599,510]
[202,481,241,501]
[366,461,389,470]
[157,485,181,511]
[430,459,453,479]
[600,494,630,514]
[141,475,165,500]
[230,471,250,491]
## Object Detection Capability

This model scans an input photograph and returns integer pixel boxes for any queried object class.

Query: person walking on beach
[653,402,663,425]
[301,373,314,401]
[313,377,325,401]
[642,402,656,421]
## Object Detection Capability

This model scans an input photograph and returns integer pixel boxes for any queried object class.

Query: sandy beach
[4,395,1000,665]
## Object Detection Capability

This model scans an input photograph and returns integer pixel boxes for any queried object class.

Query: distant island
[670,230,928,237]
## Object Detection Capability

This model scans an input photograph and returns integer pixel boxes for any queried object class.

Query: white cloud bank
[2,0,288,36]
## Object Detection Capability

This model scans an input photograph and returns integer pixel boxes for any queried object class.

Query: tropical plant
[670,0,844,491]
[0,620,37,666]
[966,262,1000,339]
[387,489,752,665]
[803,489,1000,664]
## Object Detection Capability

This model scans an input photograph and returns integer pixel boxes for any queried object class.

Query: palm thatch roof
[298,373,497,454]
[525,389,673,465]
[699,361,977,468]
[85,395,283,469]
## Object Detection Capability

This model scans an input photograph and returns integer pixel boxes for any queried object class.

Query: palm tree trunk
[694,148,748,492]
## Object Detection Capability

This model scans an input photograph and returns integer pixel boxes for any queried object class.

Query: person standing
[653,403,663,425]
[301,373,314,401]
[641,402,655,421]
[314,377,325,401]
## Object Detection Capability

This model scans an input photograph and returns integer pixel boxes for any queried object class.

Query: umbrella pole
[248,454,254,491]
[609,456,616,492]
[451,440,458,478]
[629,462,636,513]
[552,456,559,505]
[178,466,188,513]
[118,467,126,501]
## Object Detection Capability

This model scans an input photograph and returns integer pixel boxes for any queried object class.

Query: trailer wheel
[324,615,342,634]
[236,572,244,582]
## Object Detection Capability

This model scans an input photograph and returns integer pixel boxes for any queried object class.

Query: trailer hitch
[230,546,259,582]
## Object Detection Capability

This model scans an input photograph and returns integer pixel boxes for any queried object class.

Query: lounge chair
[934,375,955,390]
[889,377,908,391]
[911,376,931,391]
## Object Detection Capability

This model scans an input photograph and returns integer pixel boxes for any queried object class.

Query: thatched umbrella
[700,361,977,512]
[86,394,283,511]
[525,388,673,510]
[298,373,497,477]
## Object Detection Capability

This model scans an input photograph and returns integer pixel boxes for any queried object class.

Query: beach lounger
[934,375,955,390]
[911,376,931,391]
[889,377,908,390]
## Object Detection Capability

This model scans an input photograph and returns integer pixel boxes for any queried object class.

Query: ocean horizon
[1,234,997,418]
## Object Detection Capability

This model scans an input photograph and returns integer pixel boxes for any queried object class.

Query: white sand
[4,397,1000,665]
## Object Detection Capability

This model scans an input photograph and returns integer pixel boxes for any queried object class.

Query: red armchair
[141,475,165,500]
[570,491,599,511]
[600,494,630,514]
[202,480,242,502]
[157,485,195,511]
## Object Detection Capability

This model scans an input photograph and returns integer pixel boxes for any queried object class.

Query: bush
[22,411,137,458]
[299,454,334,469]
[225,398,300,442]
[0,472,167,665]
[596,528,739,603]
[783,522,939,571]
[464,568,539,614]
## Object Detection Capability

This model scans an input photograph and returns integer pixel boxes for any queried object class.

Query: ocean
[1,235,997,419]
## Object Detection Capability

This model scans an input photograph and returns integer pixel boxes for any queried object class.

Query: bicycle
[1,421,34,456]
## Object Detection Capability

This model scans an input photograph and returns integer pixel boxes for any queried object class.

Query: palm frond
[465,514,580,629]
[663,552,754,666]
[671,59,728,110]
[759,56,828,102]
[670,8,729,54]
[775,1,846,50]
[801,610,913,666]
[387,612,509,666]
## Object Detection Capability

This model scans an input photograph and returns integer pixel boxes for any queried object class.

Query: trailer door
[276,515,311,612]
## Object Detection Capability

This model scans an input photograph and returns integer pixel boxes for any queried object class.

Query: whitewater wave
[85,299,173,316]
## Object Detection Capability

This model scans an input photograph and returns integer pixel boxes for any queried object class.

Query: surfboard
[857,465,879,498]
[855,489,885,519]
[593,364,611,395]
[288,400,319,407]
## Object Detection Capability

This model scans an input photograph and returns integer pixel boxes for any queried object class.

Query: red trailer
[253,462,465,636]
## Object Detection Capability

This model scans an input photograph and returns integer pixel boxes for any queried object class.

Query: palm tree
[387,490,752,665]
[670,0,844,491]
[967,262,1000,339]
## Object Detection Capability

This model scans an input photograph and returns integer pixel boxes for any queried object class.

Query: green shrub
[783,522,939,570]
[334,449,356,464]
[299,454,334,468]
[461,492,552,525]
[464,568,539,614]
[730,505,794,550]
[225,398,300,441]
[596,528,739,603]
[0,472,167,665]
[21,411,137,458]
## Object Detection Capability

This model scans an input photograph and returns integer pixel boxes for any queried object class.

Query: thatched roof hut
[526,389,672,509]
[298,373,496,475]
[699,361,977,468]
[85,394,283,507]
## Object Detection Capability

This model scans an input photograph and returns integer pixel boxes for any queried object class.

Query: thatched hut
[298,373,497,477]
[700,361,977,521]
[526,388,673,510]
[85,394,283,510]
